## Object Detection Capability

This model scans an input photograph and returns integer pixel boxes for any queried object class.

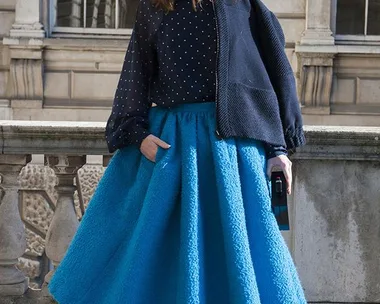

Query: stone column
[43,155,86,284]
[3,0,45,111]
[9,0,44,38]
[0,154,32,296]
[296,0,337,115]
[301,0,334,45]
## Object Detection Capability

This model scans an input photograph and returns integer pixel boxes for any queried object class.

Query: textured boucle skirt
[48,102,307,304]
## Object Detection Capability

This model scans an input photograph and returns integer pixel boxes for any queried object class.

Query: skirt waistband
[152,102,215,113]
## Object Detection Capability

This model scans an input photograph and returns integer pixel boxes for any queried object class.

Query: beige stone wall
[332,54,380,114]
[26,40,129,121]
[298,49,380,126]
[264,0,306,46]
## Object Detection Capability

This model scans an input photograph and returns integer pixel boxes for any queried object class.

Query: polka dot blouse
[105,0,287,158]
[105,0,216,152]
[150,0,217,106]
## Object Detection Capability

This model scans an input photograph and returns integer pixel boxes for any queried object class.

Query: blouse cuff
[130,126,151,148]
[263,143,288,159]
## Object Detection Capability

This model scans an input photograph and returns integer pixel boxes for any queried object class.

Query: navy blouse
[105,0,287,158]
[151,0,217,106]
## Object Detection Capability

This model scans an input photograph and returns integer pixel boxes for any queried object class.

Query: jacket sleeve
[105,0,159,153]
[263,143,288,159]
[255,5,306,150]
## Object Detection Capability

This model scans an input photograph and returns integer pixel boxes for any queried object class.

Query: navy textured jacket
[105,0,306,153]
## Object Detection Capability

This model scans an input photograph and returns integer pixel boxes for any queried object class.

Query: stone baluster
[0,155,31,296]
[43,155,86,284]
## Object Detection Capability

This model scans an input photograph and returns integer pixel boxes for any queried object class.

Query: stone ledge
[0,121,379,158]
[294,125,380,161]
[11,100,42,109]
[0,120,108,155]
[296,43,380,55]
[302,125,380,145]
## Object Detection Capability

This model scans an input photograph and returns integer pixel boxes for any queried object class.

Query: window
[51,0,139,36]
[336,0,380,35]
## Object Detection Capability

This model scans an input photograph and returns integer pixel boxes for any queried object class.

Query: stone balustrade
[0,121,108,303]
[0,121,379,304]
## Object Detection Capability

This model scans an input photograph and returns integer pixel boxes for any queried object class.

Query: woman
[48,0,307,303]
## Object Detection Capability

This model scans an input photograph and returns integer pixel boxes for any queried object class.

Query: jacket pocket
[226,82,286,146]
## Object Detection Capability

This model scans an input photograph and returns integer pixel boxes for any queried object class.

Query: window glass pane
[336,0,366,35]
[56,0,84,27]
[56,0,138,29]
[368,0,380,35]
[86,0,115,28]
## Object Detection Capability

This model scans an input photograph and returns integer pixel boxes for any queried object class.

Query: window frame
[333,0,380,44]
[48,0,133,38]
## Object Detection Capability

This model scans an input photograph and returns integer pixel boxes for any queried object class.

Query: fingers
[140,135,171,163]
[282,163,292,195]
[152,136,171,149]
[267,155,293,195]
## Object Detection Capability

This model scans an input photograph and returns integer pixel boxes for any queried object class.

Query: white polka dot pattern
[105,0,217,153]
[150,0,217,105]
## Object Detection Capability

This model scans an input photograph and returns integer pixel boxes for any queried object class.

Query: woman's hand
[140,134,171,162]
[266,155,292,195]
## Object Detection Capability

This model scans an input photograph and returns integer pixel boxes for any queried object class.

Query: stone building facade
[0,0,380,126]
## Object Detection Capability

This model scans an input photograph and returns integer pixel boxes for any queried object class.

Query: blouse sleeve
[105,0,160,153]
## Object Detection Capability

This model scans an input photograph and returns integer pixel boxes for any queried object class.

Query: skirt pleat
[48,102,307,304]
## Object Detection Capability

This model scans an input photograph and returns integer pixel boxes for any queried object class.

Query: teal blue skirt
[48,102,306,304]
